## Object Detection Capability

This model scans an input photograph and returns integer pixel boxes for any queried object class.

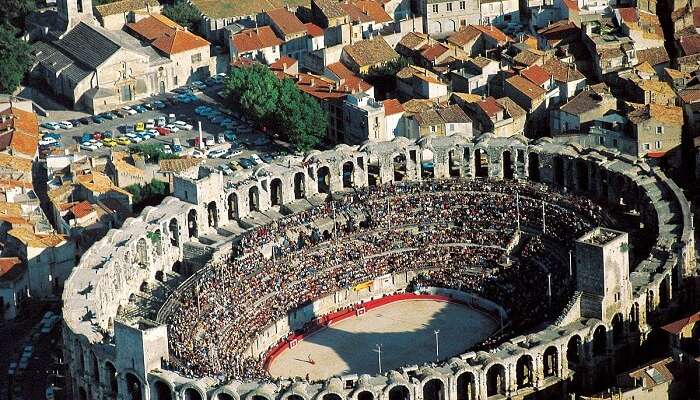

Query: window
[446,2,452,11]
[449,123,454,131]
[656,126,663,135]
[613,139,618,147]
[642,143,650,151]
[191,53,202,63]
[430,125,437,133]
[655,141,661,149]
[432,4,438,12]
[460,0,465,8]
[174,76,178,85]
[598,136,605,145]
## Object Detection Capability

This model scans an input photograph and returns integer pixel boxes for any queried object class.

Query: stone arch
[322,393,343,400]
[287,395,304,400]
[393,153,406,181]
[474,148,488,178]
[592,325,607,356]
[207,201,219,228]
[553,156,564,186]
[271,178,283,206]
[79,387,87,400]
[567,335,581,363]
[318,166,331,193]
[216,394,236,400]
[228,193,238,220]
[187,209,198,238]
[448,149,460,177]
[153,229,163,255]
[136,237,147,266]
[91,352,100,383]
[516,354,534,388]
[342,161,355,188]
[182,386,204,400]
[629,302,640,333]
[543,346,558,378]
[659,276,670,307]
[528,152,540,182]
[168,218,179,247]
[421,148,434,179]
[612,312,625,344]
[576,159,589,191]
[125,372,144,400]
[502,150,514,179]
[456,371,476,400]
[249,186,260,212]
[422,378,444,400]
[486,364,506,397]
[105,361,118,394]
[294,172,306,198]
[357,391,374,400]
[251,396,270,400]
[647,289,655,312]
[150,380,174,400]
[388,385,410,400]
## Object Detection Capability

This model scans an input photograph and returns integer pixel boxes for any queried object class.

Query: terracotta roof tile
[447,26,481,47]
[473,25,510,44]
[0,107,39,157]
[420,42,450,61]
[326,62,356,79]
[520,64,551,86]
[618,7,637,23]
[477,96,504,117]
[506,75,546,100]
[267,8,307,36]
[232,26,283,53]
[661,311,700,335]
[158,158,204,172]
[70,201,95,219]
[305,22,324,37]
[95,0,160,16]
[127,15,209,55]
[353,0,392,23]
[496,96,526,118]
[382,98,404,115]
[342,37,398,69]
[636,47,669,67]
[270,56,298,71]
[0,257,25,282]
[399,32,429,50]
[680,34,700,56]
[627,103,683,125]
[540,58,585,82]
[9,227,66,248]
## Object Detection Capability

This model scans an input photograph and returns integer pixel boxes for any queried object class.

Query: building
[540,57,586,100]
[0,257,28,321]
[550,87,616,134]
[405,104,472,138]
[479,0,520,28]
[94,0,162,30]
[265,8,309,60]
[418,0,480,37]
[449,56,499,94]
[446,24,510,56]
[459,95,526,136]
[0,105,40,160]
[625,103,683,160]
[396,65,449,100]
[340,37,399,74]
[342,93,389,144]
[504,75,549,132]
[230,26,284,64]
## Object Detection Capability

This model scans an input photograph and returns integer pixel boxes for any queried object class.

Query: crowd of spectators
[165,179,607,382]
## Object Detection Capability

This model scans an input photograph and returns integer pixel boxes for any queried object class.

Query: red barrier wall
[263,293,462,370]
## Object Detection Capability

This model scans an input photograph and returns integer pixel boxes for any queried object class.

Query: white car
[165,124,180,132]
[121,106,137,115]
[191,149,205,158]
[80,143,97,151]
[250,153,262,165]
[162,145,172,154]
[174,120,193,130]
[217,164,235,176]
[39,137,58,146]
[223,149,242,159]
[145,119,155,129]
[207,148,228,158]
[58,121,73,129]
[156,116,166,127]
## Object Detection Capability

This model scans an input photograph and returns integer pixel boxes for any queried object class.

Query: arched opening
[516,355,533,389]
[612,313,625,344]
[294,172,305,199]
[153,229,163,255]
[252,396,269,400]
[228,193,238,220]
[342,161,354,188]
[576,160,589,191]
[463,147,470,175]
[528,153,540,182]
[543,346,558,378]
[136,238,147,267]
[448,149,460,177]
[486,364,506,397]
[183,387,203,400]
[288,395,304,400]
[421,149,434,179]
[169,218,179,246]
[249,186,260,212]
[389,386,410,400]
[357,391,374,400]
[553,156,564,186]
[593,325,607,356]
[422,379,444,400]
[216,394,235,400]
[270,178,283,206]
[502,150,514,179]
[659,277,669,308]
[629,303,640,333]
[566,335,581,364]
[474,148,488,178]
[393,154,406,181]
[317,166,331,193]
[187,209,198,238]
[92,353,100,383]
[207,201,219,228]
[125,373,143,400]
[151,380,173,400]
[106,362,118,394]
[79,387,87,400]
[323,394,342,400]
[456,371,475,400]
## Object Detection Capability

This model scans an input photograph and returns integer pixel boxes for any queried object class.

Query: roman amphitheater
[62,134,696,400]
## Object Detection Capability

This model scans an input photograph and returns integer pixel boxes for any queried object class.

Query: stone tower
[57,0,95,31]
[575,227,632,322]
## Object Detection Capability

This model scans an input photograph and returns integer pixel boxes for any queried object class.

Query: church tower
[57,0,95,31]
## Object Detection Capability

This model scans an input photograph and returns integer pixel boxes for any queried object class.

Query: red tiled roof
[521,64,551,86]
[383,98,404,115]
[266,8,307,37]
[618,7,637,23]
[127,15,209,55]
[473,25,510,43]
[327,62,356,80]
[420,42,450,61]
[305,23,324,37]
[340,2,373,23]
[477,96,504,117]
[0,257,25,282]
[232,26,283,53]
[694,7,700,27]
[70,201,95,219]
[447,26,482,46]
[506,75,547,99]
[561,0,579,11]
[0,107,39,157]
[680,34,700,56]
[353,0,392,23]
[661,311,700,334]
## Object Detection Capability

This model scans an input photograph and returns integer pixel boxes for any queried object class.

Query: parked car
[135,122,145,131]
[80,133,93,143]
[223,148,242,159]
[39,137,58,146]
[192,81,207,90]
[250,153,262,165]
[121,106,137,115]
[92,132,103,140]
[133,105,147,113]
[217,164,235,176]
[79,117,91,125]
[80,143,97,151]
[153,100,166,109]
[174,120,193,130]
[238,158,253,169]
[223,130,237,142]
[92,115,105,124]
[124,125,135,134]
[191,149,205,158]
[145,119,155,129]
[58,121,73,129]
[103,139,117,147]
[155,127,170,136]
[207,148,228,158]
[42,132,62,140]
[100,112,115,120]
[42,122,61,130]
[117,137,131,145]
[165,124,180,132]
[261,153,274,163]
[69,119,82,127]
[156,116,166,127]
[167,113,176,123]
[142,102,154,110]
[103,130,114,138]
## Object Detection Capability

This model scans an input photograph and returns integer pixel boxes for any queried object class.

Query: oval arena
[62,135,695,400]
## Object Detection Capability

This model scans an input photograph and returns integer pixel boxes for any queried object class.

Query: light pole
[434,330,440,361]
[547,273,552,305]
[373,344,382,374]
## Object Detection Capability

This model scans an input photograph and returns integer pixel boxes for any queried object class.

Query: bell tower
[57,0,95,31]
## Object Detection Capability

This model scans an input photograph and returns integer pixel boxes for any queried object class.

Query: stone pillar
[434,148,449,179]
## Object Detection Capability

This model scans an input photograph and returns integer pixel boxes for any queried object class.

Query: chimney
[310,78,315,87]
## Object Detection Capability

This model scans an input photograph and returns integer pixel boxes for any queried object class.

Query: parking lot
[38,81,291,174]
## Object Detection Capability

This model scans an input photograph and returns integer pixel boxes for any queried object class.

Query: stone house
[396,65,449,100]
[461,95,527,137]
[418,0,480,37]
[540,57,586,100]
[446,24,510,57]
[0,257,28,321]
[340,37,399,74]
[504,75,548,132]
[626,103,683,161]
[230,26,283,64]
[405,104,472,138]
[550,87,616,134]
[94,0,162,30]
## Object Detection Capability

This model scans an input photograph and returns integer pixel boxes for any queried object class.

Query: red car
[155,127,170,136]
[92,132,103,140]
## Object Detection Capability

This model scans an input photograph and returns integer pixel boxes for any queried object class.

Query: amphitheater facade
[62,133,696,400]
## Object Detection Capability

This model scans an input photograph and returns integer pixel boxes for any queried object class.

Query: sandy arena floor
[267,299,499,380]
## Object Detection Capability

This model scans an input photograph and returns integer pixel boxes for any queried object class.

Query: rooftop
[266,7,307,37]
[94,0,160,17]
[342,37,398,69]
[231,26,283,53]
[191,0,309,19]
[127,14,210,55]
[506,75,546,100]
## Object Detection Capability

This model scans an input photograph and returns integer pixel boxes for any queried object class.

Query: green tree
[223,64,280,122]
[1,0,35,29]
[0,24,32,94]
[129,143,180,162]
[126,184,143,204]
[163,0,202,32]
[276,78,327,151]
